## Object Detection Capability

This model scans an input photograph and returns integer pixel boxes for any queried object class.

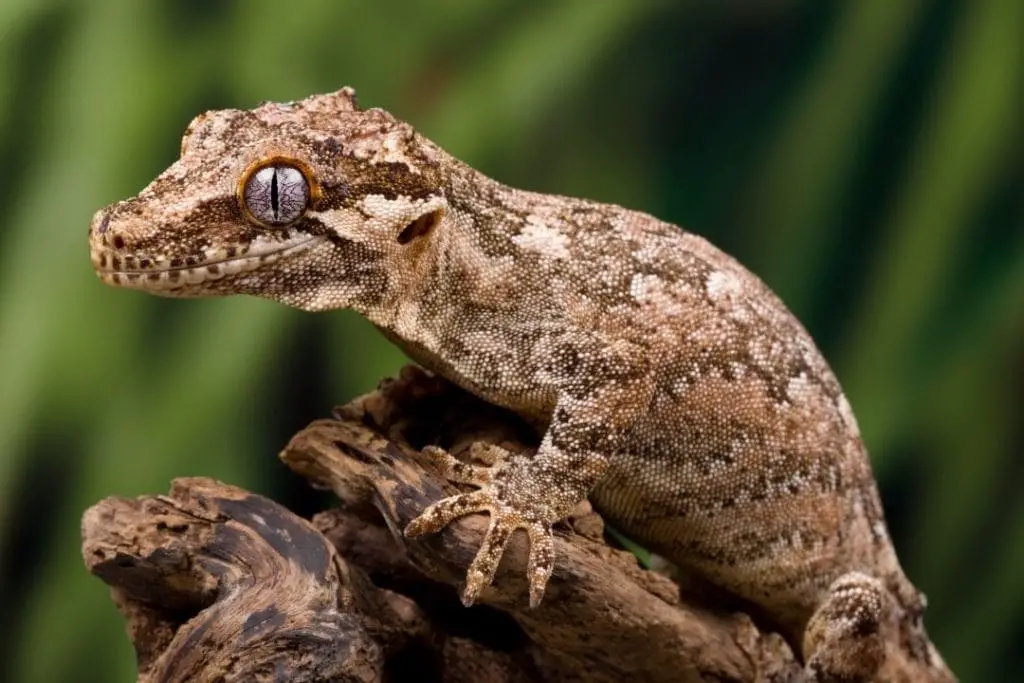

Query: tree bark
[81,365,809,682]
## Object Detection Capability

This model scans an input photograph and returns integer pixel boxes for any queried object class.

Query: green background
[1,1,1020,681]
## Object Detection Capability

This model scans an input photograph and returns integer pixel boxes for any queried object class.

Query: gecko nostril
[112,234,126,250]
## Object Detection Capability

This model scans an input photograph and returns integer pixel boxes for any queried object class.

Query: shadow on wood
[82,365,804,682]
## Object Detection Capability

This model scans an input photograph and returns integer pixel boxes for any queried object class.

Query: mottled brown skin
[89,88,954,682]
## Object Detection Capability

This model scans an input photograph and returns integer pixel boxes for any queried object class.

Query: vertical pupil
[269,168,280,219]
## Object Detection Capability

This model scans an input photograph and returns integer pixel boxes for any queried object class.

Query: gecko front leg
[404,426,606,607]
[405,339,650,607]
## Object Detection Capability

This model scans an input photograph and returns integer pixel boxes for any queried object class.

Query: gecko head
[89,87,452,312]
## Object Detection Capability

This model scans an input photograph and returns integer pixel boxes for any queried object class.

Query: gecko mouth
[91,236,318,291]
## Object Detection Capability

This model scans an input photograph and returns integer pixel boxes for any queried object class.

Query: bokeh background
[0,1,1020,681]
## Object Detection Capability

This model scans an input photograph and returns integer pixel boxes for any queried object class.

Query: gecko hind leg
[803,572,888,682]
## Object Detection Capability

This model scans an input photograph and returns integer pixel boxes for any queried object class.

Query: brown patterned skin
[88,88,954,682]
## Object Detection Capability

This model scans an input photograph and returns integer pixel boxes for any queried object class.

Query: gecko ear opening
[397,208,444,245]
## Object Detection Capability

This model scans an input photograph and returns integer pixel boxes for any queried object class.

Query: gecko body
[89,89,953,682]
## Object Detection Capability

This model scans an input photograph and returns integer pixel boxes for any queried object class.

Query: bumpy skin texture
[89,89,954,682]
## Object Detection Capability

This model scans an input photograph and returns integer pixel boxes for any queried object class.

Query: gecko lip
[91,236,318,291]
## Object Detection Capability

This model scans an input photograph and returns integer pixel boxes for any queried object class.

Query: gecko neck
[354,168,565,422]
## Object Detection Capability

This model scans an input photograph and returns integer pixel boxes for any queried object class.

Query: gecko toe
[421,445,494,485]
[404,489,493,537]
[462,518,514,605]
[526,522,555,607]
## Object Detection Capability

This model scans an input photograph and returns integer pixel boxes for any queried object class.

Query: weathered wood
[282,366,802,682]
[83,365,807,682]
[81,477,432,682]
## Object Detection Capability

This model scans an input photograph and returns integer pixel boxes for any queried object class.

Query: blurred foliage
[0,1,1020,681]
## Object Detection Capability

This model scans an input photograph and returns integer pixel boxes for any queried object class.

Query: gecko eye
[242,164,310,226]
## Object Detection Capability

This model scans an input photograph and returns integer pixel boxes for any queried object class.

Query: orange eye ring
[237,156,322,227]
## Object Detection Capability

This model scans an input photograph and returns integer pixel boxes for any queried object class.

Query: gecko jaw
[91,235,319,293]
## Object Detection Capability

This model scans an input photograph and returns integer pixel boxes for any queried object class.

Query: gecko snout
[88,204,159,290]
[89,204,132,255]
[88,206,128,269]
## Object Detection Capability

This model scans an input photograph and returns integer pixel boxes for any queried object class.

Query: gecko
[88,88,954,682]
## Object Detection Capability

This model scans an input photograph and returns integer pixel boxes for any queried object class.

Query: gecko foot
[404,445,557,608]
[803,572,888,682]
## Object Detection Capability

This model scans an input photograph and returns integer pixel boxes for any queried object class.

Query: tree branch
[82,365,805,682]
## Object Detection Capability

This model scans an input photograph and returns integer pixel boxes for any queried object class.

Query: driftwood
[82,365,814,682]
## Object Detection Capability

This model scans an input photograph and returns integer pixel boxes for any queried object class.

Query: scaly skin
[88,88,954,682]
